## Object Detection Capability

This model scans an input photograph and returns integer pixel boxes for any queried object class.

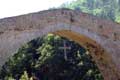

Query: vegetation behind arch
[0,34,103,80]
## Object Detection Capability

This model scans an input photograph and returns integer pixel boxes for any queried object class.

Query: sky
[0,0,74,19]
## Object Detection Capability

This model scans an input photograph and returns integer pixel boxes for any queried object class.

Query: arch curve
[0,9,120,80]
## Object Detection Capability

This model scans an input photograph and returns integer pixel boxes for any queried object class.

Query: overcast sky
[0,0,74,19]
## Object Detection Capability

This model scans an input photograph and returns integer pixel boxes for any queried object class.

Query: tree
[61,0,120,23]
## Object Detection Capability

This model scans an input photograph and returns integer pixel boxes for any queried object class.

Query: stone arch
[0,9,120,80]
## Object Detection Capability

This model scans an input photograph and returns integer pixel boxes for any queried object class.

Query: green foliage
[61,0,120,23]
[115,13,120,23]
[20,71,29,80]
[0,34,103,80]
[4,76,15,80]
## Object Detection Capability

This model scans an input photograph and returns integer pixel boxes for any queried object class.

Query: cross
[59,40,71,61]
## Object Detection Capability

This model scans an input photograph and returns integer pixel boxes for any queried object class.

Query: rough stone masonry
[0,9,120,80]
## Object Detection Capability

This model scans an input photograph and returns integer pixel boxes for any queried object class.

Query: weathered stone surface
[0,9,120,80]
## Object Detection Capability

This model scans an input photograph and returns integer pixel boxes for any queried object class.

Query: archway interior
[0,30,104,80]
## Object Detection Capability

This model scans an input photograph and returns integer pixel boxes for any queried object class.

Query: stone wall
[0,9,120,80]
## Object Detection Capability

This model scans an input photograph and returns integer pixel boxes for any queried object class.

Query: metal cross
[59,40,71,60]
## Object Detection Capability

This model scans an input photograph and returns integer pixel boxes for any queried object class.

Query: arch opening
[0,32,104,80]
